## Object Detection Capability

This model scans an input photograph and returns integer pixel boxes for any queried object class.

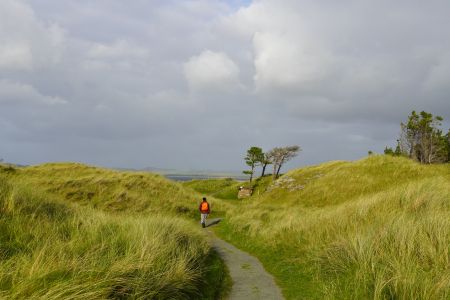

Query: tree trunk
[276,164,282,178]
[249,166,254,182]
[261,163,267,177]
[428,135,433,164]
[272,164,277,180]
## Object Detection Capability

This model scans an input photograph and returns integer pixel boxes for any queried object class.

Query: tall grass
[3,162,229,217]
[215,156,450,299]
[0,173,227,299]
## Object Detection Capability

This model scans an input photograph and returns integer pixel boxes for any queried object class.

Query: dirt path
[205,218,284,300]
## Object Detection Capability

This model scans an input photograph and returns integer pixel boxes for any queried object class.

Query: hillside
[182,175,273,200]
[1,157,449,299]
[1,162,227,216]
[214,155,450,299]
[0,164,228,299]
[182,178,241,200]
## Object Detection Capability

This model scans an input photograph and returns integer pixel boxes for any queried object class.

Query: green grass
[183,178,241,200]
[9,163,198,213]
[182,175,273,200]
[213,155,450,299]
[0,164,230,299]
[2,156,449,299]
[246,175,273,197]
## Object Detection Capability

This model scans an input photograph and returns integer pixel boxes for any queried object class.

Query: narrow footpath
[205,218,284,300]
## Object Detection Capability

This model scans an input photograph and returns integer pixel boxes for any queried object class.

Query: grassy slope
[182,175,273,200]
[214,155,450,299]
[0,163,229,299]
[183,178,241,200]
[13,163,201,214]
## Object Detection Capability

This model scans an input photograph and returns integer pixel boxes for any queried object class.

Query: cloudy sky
[1,0,449,171]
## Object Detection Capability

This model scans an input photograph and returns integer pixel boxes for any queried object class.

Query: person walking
[199,197,210,228]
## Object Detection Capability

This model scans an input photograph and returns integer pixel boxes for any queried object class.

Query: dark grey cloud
[0,0,449,171]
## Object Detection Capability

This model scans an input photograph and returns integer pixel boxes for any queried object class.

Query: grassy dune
[8,163,198,214]
[0,164,229,299]
[2,157,448,299]
[2,162,229,218]
[183,178,241,200]
[182,175,273,200]
[215,155,450,299]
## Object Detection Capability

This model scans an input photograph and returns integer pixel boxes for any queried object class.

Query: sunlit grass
[183,178,241,200]
[0,164,229,299]
[215,155,450,299]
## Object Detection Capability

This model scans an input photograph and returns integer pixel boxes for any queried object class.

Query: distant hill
[115,166,247,181]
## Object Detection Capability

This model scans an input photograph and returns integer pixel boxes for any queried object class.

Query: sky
[1,0,449,172]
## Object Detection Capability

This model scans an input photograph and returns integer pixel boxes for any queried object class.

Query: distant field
[0,163,228,299]
[182,178,242,200]
[166,174,247,182]
[213,155,450,299]
[182,175,273,200]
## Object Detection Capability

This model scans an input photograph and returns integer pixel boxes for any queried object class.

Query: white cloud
[216,0,450,123]
[0,0,64,70]
[0,80,67,106]
[184,50,240,91]
[87,39,149,60]
[0,43,33,70]
[253,31,332,91]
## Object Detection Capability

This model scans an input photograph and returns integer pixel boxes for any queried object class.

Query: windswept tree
[243,146,264,182]
[259,152,272,178]
[267,145,301,179]
[399,111,448,163]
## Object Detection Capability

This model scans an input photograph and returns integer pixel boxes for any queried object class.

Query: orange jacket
[199,201,210,213]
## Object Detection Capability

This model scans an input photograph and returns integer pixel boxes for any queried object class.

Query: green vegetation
[214,155,450,299]
[0,164,229,299]
[183,178,241,200]
[385,110,450,163]
[182,176,273,200]
[9,163,197,214]
[243,146,264,182]
[242,145,301,182]
[266,145,301,180]
[2,155,449,299]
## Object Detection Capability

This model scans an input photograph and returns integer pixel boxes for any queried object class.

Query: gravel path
[204,218,284,300]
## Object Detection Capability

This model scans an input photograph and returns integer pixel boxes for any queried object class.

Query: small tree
[400,111,447,163]
[394,140,403,156]
[384,146,394,155]
[267,145,301,179]
[259,153,272,178]
[244,146,264,182]
[242,170,253,181]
